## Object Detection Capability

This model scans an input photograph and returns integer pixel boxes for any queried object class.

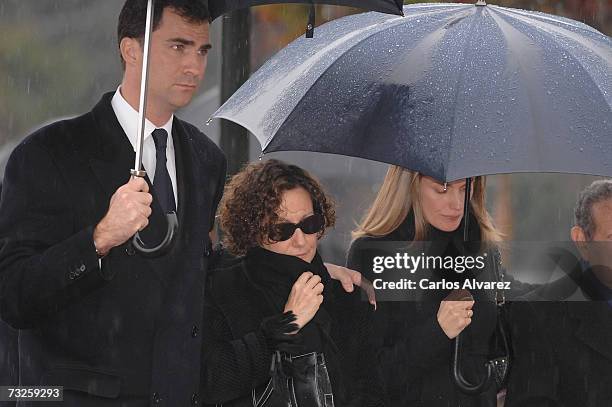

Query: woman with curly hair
[200,159,381,407]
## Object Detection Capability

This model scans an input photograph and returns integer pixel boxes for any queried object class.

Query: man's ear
[120,37,142,68]
[571,226,589,260]
[571,226,587,242]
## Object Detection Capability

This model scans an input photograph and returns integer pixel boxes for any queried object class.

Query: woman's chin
[433,221,462,233]
[293,251,315,263]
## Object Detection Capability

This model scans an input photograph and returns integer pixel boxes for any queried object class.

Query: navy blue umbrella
[212,1,612,182]
[209,0,404,20]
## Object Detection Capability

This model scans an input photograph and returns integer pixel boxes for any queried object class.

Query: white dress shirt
[111,86,178,206]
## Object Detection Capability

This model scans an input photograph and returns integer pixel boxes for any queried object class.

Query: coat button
[191,393,199,405]
[126,244,136,256]
[152,392,160,404]
[204,248,211,257]
[191,325,199,338]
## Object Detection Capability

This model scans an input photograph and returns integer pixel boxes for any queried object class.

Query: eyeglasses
[268,213,325,242]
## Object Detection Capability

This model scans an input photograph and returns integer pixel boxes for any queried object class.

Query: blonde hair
[353,166,501,243]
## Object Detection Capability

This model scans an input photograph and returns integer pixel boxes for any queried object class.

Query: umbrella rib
[489,7,612,174]
[444,7,478,182]
[492,6,612,109]
[491,5,603,37]
[264,5,470,151]
[262,16,408,150]
[489,8,552,174]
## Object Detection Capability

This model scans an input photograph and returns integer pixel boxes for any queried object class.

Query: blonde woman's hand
[283,272,324,332]
[436,289,474,339]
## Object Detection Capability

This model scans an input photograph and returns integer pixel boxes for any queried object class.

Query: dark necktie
[151,129,176,213]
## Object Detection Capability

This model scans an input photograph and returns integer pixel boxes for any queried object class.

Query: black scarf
[245,247,334,354]
[386,210,490,300]
[391,210,482,250]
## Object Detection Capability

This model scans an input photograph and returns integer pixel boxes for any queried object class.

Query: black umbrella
[209,0,403,37]
[208,0,404,20]
[213,2,612,182]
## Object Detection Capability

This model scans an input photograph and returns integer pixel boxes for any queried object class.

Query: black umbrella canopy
[208,0,404,20]
[213,3,612,182]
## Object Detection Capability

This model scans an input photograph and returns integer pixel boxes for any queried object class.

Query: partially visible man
[0,1,226,405]
[506,180,612,407]
[0,183,19,407]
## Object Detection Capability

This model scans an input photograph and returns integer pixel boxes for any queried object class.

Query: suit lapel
[172,119,205,251]
[172,120,190,239]
[571,301,612,361]
[88,94,136,200]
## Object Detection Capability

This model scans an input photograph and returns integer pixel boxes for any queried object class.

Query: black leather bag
[252,351,335,407]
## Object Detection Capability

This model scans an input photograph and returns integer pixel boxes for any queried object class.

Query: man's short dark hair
[117,0,210,67]
[575,180,612,239]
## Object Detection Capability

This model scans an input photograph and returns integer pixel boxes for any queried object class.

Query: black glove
[260,311,302,352]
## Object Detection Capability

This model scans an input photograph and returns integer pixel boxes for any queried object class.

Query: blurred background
[0,0,611,269]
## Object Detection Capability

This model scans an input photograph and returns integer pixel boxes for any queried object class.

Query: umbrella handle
[129,168,179,257]
[454,176,493,393]
[132,212,179,258]
[452,332,494,394]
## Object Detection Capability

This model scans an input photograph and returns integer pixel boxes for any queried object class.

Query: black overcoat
[346,213,534,407]
[506,271,612,407]
[0,92,227,406]
[200,253,384,406]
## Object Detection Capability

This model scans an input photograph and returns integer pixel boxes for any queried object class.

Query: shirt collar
[111,86,174,150]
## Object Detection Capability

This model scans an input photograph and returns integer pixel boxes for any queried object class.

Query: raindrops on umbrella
[213,2,612,182]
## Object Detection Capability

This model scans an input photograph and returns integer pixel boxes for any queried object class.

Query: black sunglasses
[268,213,325,242]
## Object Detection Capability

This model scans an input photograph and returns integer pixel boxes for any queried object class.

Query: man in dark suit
[506,180,612,407]
[0,181,19,407]
[0,1,226,405]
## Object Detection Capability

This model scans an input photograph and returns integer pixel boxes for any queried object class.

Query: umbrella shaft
[463,177,472,242]
[133,0,155,177]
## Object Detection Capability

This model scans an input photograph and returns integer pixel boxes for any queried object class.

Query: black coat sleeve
[209,154,227,231]
[505,273,540,299]
[505,302,560,407]
[346,239,451,399]
[200,280,297,404]
[0,140,109,329]
[330,282,386,407]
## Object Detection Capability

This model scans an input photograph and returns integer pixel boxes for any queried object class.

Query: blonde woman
[347,166,531,407]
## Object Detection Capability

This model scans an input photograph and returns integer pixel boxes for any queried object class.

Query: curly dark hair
[218,159,336,256]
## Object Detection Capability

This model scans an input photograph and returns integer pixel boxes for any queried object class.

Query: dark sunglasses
[268,213,325,242]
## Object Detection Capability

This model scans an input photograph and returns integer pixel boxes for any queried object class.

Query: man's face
[137,7,210,115]
[590,200,612,242]
[573,199,612,287]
